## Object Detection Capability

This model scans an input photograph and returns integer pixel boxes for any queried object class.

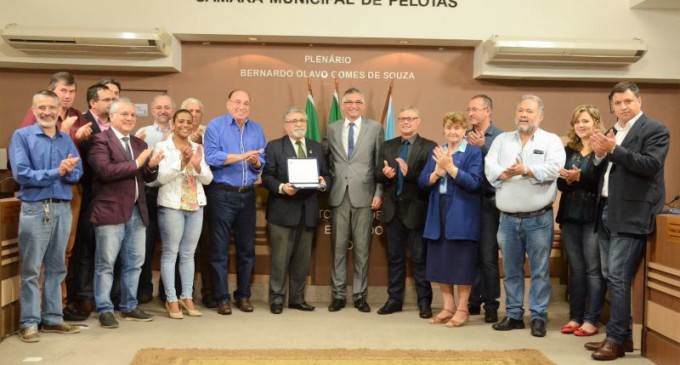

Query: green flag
[305,92,321,142]
[328,90,342,124]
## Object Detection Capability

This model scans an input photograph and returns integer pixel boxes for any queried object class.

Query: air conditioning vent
[1,24,172,57]
[482,36,647,66]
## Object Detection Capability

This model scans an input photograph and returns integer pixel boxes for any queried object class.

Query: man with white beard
[10,90,83,343]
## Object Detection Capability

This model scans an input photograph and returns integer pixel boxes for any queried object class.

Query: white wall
[1,0,679,81]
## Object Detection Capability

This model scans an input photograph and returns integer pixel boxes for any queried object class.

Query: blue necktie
[347,122,355,159]
[396,140,409,196]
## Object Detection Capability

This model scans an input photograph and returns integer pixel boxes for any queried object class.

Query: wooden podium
[643,214,680,364]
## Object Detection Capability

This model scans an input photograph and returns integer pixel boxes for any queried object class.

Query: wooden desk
[643,214,680,364]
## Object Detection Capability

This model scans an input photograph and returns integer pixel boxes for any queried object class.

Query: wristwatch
[521,166,529,177]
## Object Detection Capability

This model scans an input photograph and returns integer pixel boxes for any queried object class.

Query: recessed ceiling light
[247,37,258,41]
[398,40,409,44]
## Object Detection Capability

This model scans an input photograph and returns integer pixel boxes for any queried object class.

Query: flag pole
[307,77,313,97]
[380,79,394,126]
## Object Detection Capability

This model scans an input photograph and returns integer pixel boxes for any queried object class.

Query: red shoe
[560,324,580,334]
[574,327,599,336]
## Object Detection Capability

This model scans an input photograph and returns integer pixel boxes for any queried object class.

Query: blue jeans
[206,186,256,301]
[497,210,554,322]
[561,222,605,325]
[158,206,203,302]
[94,206,146,313]
[19,201,71,329]
[598,203,645,345]
[470,196,501,311]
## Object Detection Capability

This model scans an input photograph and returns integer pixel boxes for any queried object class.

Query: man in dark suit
[586,82,669,361]
[65,83,115,320]
[375,106,436,318]
[88,98,163,329]
[261,107,331,314]
[326,87,384,313]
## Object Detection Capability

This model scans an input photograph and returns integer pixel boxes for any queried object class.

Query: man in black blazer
[64,83,115,321]
[375,106,436,318]
[586,82,669,361]
[261,107,331,314]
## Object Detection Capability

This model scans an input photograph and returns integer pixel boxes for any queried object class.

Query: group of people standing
[10,74,669,362]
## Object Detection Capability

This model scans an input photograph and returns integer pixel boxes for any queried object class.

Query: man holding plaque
[261,107,331,314]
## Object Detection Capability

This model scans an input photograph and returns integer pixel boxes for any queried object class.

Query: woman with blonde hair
[418,112,482,327]
[557,104,606,336]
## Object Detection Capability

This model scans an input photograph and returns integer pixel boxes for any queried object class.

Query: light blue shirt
[203,113,266,187]
[484,128,565,213]
[440,140,468,194]
[10,124,82,202]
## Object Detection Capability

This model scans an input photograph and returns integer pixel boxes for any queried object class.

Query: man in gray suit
[326,87,384,313]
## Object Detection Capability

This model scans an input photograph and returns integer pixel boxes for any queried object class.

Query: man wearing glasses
[465,94,504,324]
[203,89,266,315]
[485,94,565,337]
[326,87,384,313]
[375,106,436,318]
[261,107,330,314]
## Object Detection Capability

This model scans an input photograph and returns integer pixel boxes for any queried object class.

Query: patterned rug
[131,348,555,365]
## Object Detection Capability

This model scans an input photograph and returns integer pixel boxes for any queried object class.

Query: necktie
[295,140,306,158]
[122,137,133,160]
[396,140,409,196]
[347,123,355,159]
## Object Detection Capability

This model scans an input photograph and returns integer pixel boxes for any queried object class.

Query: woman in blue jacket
[418,112,482,328]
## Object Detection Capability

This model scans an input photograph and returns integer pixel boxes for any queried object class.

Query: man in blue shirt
[10,90,83,343]
[204,89,266,315]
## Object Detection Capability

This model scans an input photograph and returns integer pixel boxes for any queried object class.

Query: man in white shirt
[485,94,565,337]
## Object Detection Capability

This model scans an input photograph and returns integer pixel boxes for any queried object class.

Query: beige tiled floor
[0,282,655,365]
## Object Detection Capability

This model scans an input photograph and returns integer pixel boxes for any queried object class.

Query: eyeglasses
[229,100,251,108]
[285,118,307,124]
[465,107,488,113]
[397,116,420,122]
[343,101,364,105]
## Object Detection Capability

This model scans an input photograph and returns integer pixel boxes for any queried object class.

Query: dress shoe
[377,301,402,315]
[592,339,625,361]
[63,305,89,321]
[137,291,153,304]
[574,327,599,336]
[202,296,218,309]
[445,309,470,328]
[530,319,546,337]
[354,298,371,313]
[492,316,526,331]
[235,298,254,312]
[419,305,433,319]
[76,300,94,316]
[484,309,499,323]
[288,302,315,311]
[561,323,581,334]
[179,299,202,317]
[270,303,283,314]
[468,304,481,315]
[217,300,232,315]
[165,301,184,319]
[428,308,455,324]
[328,299,346,312]
[585,339,634,352]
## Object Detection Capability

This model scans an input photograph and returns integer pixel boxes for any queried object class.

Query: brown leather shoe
[585,339,633,352]
[217,300,232,315]
[592,340,625,360]
[235,298,254,312]
[78,300,94,316]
